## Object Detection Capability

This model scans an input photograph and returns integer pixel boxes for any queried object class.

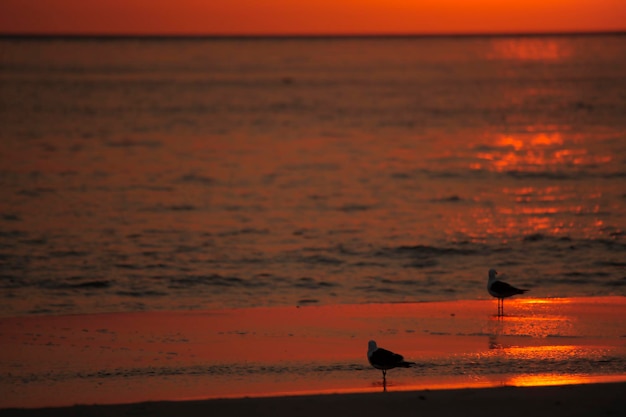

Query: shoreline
[1,296,625,409]
[5,382,626,417]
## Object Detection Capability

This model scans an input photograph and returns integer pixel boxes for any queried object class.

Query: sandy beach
[1,296,625,413]
[4,382,625,417]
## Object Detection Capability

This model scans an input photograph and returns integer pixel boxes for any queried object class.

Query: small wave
[523,233,545,242]
[21,237,47,245]
[498,169,570,180]
[337,203,373,212]
[299,254,344,265]
[297,299,319,305]
[594,239,626,251]
[563,271,610,277]
[0,230,27,238]
[352,284,401,294]
[70,280,111,289]
[427,171,467,179]
[294,277,339,289]
[430,195,463,202]
[380,244,478,258]
[115,290,168,297]
[601,172,626,178]
[594,260,626,267]
[169,274,242,288]
[506,170,626,180]
[167,204,196,211]
[216,228,269,237]
[353,261,387,267]
[143,204,197,212]
[1,213,21,221]
[379,278,421,287]
[168,274,268,289]
[17,187,56,197]
[49,250,89,258]
[105,139,162,148]
[605,278,626,287]
[550,273,608,285]
[115,263,141,270]
[405,259,439,268]
[0,274,23,289]
[177,173,215,186]
[39,279,112,290]
[390,172,411,179]
[26,308,56,315]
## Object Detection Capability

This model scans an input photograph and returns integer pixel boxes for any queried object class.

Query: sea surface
[0,35,625,317]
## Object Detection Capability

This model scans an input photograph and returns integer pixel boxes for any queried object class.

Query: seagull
[487,269,528,317]
[367,340,414,383]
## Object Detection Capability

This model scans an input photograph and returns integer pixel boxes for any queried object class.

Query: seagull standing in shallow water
[367,340,414,385]
[487,269,528,317]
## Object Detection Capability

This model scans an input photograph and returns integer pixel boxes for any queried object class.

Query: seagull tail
[518,288,529,294]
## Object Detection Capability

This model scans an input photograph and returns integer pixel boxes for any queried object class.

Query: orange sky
[1,0,625,35]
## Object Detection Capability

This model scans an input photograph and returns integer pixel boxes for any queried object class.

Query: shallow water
[1,298,624,407]
[0,35,625,316]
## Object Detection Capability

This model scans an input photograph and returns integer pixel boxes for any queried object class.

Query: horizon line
[1,30,625,40]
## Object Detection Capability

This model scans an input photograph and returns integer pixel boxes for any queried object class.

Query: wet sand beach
[5,382,626,417]
[1,296,624,411]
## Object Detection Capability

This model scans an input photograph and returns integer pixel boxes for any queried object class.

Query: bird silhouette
[487,269,528,317]
[367,340,414,389]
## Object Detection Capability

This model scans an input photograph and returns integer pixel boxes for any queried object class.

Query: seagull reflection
[488,334,514,350]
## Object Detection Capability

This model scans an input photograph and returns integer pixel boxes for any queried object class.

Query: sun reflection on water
[444,125,618,241]
[487,38,573,61]
[471,131,611,173]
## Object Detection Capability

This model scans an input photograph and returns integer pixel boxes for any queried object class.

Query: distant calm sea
[0,35,624,317]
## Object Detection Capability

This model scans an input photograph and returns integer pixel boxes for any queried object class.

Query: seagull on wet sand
[487,269,528,317]
[367,340,414,382]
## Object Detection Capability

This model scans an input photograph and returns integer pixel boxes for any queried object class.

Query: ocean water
[0,35,625,317]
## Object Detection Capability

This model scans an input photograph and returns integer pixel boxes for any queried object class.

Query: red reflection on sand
[2,297,625,408]
[517,298,571,305]
[485,299,577,338]
[506,374,620,387]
